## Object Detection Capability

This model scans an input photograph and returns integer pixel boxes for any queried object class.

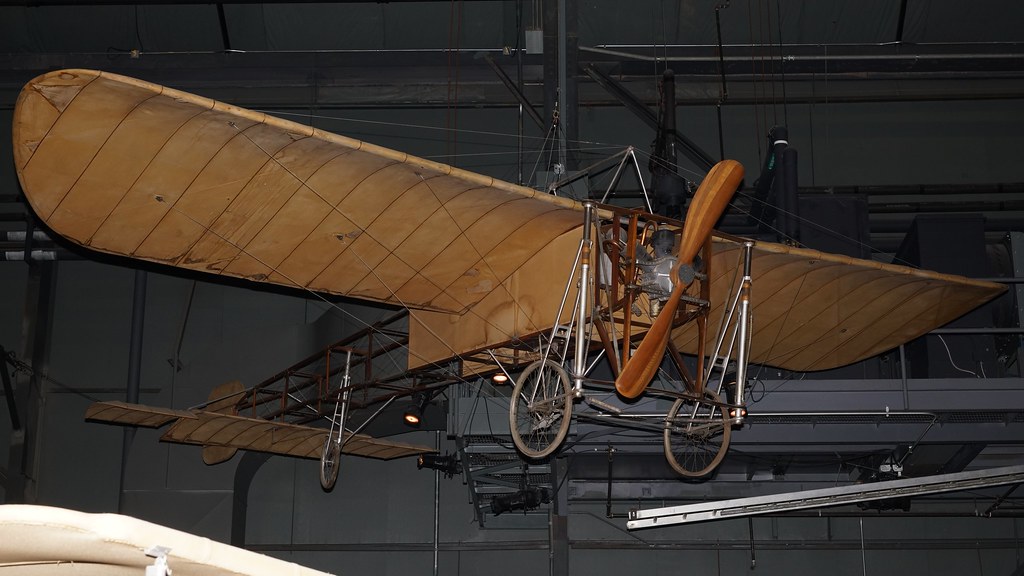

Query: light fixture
[489,486,551,516]
[492,372,509,384]
[403,392,431,426]
[417,453,460,478]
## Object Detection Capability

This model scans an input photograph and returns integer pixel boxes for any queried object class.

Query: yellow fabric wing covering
[15,69,1006,377]
[409,234,1005,373]
[86,401,432,461]
[0,504,335,575]
[670,237,1006,372]
[13,69,596,316]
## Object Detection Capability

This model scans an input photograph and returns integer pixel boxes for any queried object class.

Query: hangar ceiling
[1,0,1024,531]
[3,1,1024,241]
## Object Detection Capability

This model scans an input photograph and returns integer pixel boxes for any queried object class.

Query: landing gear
[509,358,573,459]
[663,389,731,477]
[320,349,352,491]
[320,433,342,490]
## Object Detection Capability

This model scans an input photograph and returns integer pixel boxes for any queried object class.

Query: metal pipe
[733,242,753,413]
[334,350,353,448]
[0,0,513,4]
[930,327,1024,334]
[574,203,594,390]
[556,0,568,172]
[483,54,545,130]
[516,0,524,186]
[433,430,440,576]
[628,464,1024,529]
[582,44,1024,63]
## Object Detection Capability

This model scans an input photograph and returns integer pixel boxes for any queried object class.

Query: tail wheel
[509,358,573,459]
[663,388,731,477]
[320,434,342,490]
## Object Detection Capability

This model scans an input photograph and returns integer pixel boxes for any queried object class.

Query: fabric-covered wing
[13,69,598,314]
[162,411,431,460]
[0,505,333,576]
[86,401,432,461]
[672,237,1006,372]
[86,400,194,427]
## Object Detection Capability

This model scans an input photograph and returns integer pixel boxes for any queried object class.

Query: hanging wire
[765,0,778,125]
[746,0,763,166]
[446,0,465,166]
[714,1,731,161]
[775,0,790,127]
[135,120,585,393]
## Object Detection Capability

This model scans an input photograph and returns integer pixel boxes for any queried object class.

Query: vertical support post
[8,260,56,504]
[432,430,441,576]
[516,0,524,185]
[230,451,272,547]
[782,147,800,242]
[573,203,593,390]
[556,0,567,172]
[119,270,147,513]
[0,347,20,431]
[549,457,569,576]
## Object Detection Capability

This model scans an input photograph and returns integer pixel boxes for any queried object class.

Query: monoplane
[11,69,1005,485]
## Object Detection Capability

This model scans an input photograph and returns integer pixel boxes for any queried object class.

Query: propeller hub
[677,263,696,286]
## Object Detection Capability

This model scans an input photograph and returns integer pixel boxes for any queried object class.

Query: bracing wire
[220,123,568,363]
[775,0,790,127]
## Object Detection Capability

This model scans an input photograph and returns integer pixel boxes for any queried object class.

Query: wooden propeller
[614,159,745,398]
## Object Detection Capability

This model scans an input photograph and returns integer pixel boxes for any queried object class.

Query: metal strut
[320,349,352,490]
[573,203,595,392]
[627,464,1024,529]
[704,241,753,419]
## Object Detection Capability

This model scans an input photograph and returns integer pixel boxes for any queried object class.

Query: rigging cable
[746,0,763,166]
[775,0,790,127]
[714,1,731,161]
[447,0,465,166]
[765,0,778,125]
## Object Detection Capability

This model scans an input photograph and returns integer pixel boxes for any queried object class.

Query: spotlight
[403,392,430,426]
[489,486,551,516]
[417,453,460,478]
[492,372,509,384]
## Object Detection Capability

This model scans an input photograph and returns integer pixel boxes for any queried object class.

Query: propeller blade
[677,159,746,265]
[614,160,744,398]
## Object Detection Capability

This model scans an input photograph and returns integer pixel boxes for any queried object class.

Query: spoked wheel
[663,389,731,478]
[320,434,342,490]
[509,358,573,459]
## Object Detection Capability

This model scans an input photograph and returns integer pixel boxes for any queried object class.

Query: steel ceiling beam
[0,0,506,4]
[482,54,545,131]
[583,64,716,171]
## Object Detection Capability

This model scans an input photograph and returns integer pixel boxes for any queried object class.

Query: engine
[635,229,677,317]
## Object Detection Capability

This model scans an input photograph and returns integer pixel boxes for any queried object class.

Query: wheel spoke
[509,359,573,459]
[663,389,731,477]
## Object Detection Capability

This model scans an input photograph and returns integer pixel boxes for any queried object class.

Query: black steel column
[118,270,147,513]
[550,457,569,576]
[6,260,56,503]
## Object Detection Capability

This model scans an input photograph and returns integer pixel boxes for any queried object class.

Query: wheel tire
[663,389,731,477]
[320,435,342,490]
[509,358,573,459]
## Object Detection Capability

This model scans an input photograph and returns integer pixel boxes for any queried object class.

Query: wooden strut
[614,160,744,399]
